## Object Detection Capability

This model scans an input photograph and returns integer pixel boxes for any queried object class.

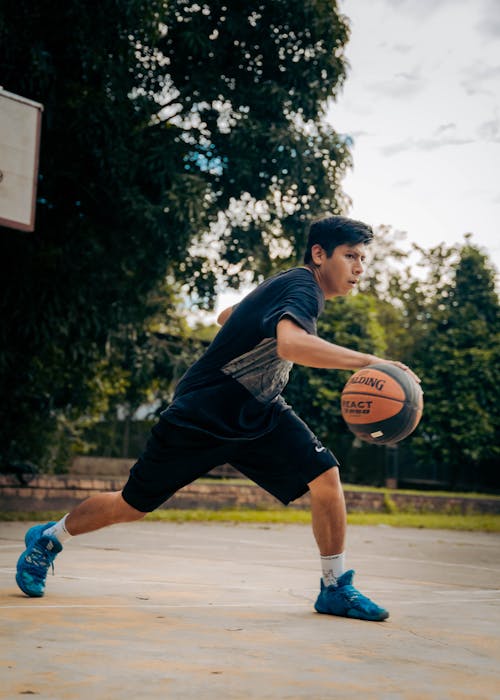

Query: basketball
[341,363,423,445]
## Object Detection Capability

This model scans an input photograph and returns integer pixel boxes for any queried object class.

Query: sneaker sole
[347,608,389,621]
[315,603,389,621]
[15,570,44,598]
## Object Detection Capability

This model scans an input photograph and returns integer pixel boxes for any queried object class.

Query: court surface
[1,521,499,699]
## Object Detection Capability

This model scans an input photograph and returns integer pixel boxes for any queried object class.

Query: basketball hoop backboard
[0,88,43,232]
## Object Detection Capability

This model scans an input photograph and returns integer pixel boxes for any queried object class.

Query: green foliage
[397,242,500,488]
[3,508,499,531]
[1,3,498,490]
[285,234,500,491]
[0,0,351,467]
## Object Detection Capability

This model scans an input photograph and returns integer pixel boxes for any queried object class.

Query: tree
[405,241,500,488]
[287,234,500,490]
[0,0,352,467]
[82,308,217,460]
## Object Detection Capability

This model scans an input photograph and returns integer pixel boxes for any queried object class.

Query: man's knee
[113,491,147,522]
[308,467,343,501]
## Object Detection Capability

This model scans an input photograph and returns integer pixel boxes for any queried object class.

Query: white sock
[43,514,73,544]
[320,552,345,587]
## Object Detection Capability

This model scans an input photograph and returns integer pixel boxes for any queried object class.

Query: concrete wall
[1,473,499,515]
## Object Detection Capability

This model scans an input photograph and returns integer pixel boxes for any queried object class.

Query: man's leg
[16,491,145,598]
[308,467,346,558]
[65,491,145,535]
[15,419,230,598]
[309,467,347,586]
[308,467,389,621]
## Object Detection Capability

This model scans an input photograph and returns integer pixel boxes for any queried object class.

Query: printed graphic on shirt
[221,338,293,403]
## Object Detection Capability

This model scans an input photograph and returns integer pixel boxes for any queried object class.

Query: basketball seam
[341,392,405,403]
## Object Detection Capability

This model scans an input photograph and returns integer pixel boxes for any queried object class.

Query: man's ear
[310,243,325,266]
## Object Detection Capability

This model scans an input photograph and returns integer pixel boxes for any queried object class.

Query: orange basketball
[341,364,423,445]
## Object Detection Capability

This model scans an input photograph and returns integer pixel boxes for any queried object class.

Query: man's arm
[276,318,420,382]
[217,305,234,326]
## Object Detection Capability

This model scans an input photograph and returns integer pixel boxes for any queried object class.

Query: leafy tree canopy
[401,241,499,487]
[0,0,351,465]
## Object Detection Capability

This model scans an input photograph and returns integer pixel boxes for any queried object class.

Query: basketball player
[15,215,420,621]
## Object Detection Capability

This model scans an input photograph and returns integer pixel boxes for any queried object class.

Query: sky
[215,0,500,315]
[330,0,500,265]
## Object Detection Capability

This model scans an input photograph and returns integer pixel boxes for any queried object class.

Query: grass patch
[0,511,69,523]
[344,484,499,500]
[346,512,500,532]
[2,509,499,532]
[199,479,500,500]
[145,509,313,525]
[145,509,500,532]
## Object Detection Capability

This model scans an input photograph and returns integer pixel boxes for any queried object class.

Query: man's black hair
[303,215,374,264]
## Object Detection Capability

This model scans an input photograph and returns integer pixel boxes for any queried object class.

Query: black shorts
[122,409,339,512]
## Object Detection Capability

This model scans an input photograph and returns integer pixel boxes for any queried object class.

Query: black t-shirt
[162,267,325,439]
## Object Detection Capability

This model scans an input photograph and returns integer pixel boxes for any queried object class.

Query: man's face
[311,242,367,298]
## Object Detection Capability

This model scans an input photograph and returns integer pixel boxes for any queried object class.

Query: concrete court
[1,521,499,700]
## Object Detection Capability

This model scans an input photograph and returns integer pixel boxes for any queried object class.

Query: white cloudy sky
[330,0,500,268]
[214,0,500,314]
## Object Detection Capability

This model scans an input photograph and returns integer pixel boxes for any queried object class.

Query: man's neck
[301,264,324,296]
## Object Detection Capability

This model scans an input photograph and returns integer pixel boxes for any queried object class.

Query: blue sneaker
[314,570,389,621]
[16,522,62,598]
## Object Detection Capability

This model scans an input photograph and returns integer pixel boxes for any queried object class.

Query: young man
[16,215,420,621]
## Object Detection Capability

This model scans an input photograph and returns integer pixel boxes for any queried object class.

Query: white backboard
[0,88,43,232]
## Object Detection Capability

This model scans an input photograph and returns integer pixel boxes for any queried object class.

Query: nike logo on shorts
[314,445,327,453]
